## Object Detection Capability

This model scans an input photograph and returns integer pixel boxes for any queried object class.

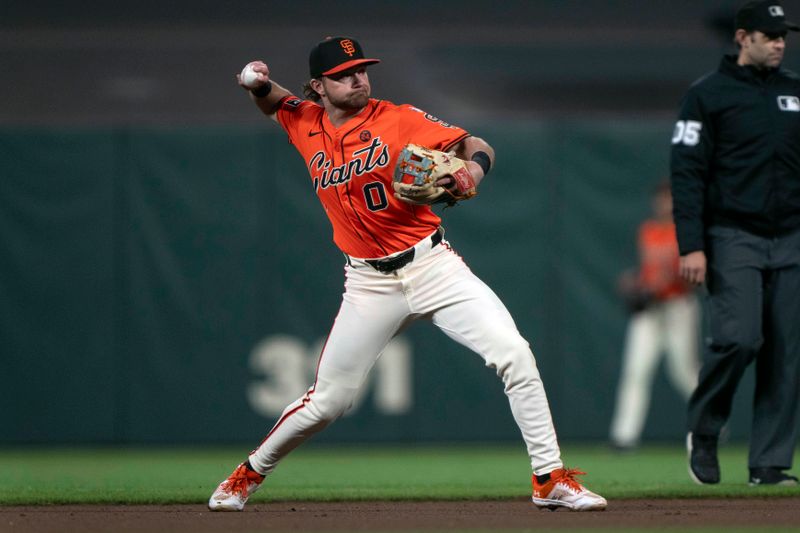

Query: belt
[364,228,443,273]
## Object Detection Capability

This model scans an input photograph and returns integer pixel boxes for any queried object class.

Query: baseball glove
[392,144,477,205]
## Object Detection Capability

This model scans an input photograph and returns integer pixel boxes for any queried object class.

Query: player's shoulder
[395,102,434,116]
[369,98,407,114]
[279,95,323,114]
[275,96,323,136]
[390,103,460,129]
[375,100,432,115]
[372,100,432,120]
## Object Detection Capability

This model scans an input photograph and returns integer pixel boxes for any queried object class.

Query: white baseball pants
[249,232,563,476]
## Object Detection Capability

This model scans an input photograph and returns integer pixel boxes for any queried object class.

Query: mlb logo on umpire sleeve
[777,96,800,111]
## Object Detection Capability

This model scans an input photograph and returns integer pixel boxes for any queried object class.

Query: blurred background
[2,0,798,447]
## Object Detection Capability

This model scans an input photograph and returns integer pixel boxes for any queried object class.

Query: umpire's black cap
[309,36,380,78]
[735,0,799,33]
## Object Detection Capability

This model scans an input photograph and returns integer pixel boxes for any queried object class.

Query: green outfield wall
[0,121,756,445]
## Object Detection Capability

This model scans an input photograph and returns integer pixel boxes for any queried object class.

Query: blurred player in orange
[609,181,700,451]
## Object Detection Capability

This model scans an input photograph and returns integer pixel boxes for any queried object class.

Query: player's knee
[305,384,357,423]
[484,334,538,384]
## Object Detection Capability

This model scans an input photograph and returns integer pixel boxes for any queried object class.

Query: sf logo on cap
[340,39,356,56]
[768,5,785,16]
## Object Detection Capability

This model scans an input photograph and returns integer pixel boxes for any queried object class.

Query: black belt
[365,228,443,273]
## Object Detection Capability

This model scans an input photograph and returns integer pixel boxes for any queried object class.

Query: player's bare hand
[680,251,707,286]
[435,175,456,191]
[237,61,270,89]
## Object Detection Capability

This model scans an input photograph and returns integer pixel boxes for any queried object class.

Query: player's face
[320,67,371,110]
[739,30,787,68]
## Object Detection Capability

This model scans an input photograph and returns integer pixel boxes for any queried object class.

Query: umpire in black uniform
[671,0,800,486]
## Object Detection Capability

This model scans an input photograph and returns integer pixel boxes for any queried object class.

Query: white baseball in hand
[240,64,260,88]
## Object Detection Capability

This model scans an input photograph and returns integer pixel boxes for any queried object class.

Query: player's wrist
[464,160,485,186]
[251,81,273,98]
[470,151,492,176]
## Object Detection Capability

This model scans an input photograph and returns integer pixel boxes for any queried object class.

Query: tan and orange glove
[392,144,477,205]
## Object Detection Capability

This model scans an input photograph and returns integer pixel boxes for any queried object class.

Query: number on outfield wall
[671,120,703,146]
[247,334,413,417]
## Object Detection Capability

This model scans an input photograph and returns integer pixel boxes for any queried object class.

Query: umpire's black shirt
[670,54,800,255]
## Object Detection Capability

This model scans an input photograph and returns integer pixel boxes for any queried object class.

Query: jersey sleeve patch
[407,106,455,128]
[397,104,470,153]
[280,96,304,111]
[422,113,454,128]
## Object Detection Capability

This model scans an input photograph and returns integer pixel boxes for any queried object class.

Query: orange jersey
[276,96,470,258]
[637,220,690,300]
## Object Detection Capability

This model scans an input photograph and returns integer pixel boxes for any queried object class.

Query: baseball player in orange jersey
[209,36,606,512]
[609,182,700,450]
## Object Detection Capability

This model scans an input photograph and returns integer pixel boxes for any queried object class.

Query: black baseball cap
[309,36,381,78]
[735,1,799,33]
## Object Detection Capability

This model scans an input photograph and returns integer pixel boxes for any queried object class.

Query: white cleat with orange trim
[208,462,265,511]
[531,468,607,511]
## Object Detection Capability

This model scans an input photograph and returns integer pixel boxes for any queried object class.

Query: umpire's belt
[357,227,443,273]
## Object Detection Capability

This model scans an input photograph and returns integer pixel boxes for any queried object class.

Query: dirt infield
[2,498,799,532]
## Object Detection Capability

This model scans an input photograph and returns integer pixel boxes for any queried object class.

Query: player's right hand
[237,61,270,89]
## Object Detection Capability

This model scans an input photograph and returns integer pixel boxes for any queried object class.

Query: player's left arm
[449,136,495,188]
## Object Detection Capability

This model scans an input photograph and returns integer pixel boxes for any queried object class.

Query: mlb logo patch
[768,5,785,17]
[777,96,800,111]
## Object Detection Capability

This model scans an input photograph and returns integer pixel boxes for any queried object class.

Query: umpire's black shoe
[748,468,799,486]
[687,432,720,484]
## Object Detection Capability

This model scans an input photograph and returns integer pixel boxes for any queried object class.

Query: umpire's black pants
[688,225,800,470]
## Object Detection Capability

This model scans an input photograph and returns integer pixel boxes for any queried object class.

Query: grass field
[1,442,798,505]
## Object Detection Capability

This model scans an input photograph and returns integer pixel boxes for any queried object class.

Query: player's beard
[330,89,370,111]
